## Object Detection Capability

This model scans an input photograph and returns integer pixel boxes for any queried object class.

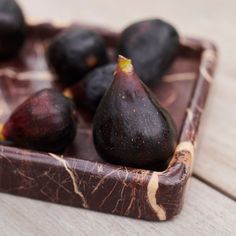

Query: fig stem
[118,55,133,73]
[63,89,74,99]
[0,124,6,141]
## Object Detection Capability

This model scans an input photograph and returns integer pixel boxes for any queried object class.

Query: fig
[46,28,109,85]
[0,0,26,59]
[118,19,180,85]
[0,89,77,153]
[65,63,116,113]
[93,56,177,168]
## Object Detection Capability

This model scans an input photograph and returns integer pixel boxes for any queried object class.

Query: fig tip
[117,55,133,73]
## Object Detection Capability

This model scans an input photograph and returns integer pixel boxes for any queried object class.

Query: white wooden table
[1,0,236,235]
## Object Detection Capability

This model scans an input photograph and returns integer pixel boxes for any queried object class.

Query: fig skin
[0,0,26,60]
[1,89,78,153]
[93,56,177,168]
[118,19,179,85]
[46,28,109,85]
[65,63,116,113]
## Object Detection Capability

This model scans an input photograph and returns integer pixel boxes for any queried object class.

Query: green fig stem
[117,55,133,73]
[0,124,6,141]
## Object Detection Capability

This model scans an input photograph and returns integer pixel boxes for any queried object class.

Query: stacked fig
[0,1,179,169]
[51,19,180,113]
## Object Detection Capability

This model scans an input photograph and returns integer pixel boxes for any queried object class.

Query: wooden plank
[0,178,235,236]
[194,77,236,200]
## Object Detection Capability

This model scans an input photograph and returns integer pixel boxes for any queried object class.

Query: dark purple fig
[46,28,109,85]
[0,89,77,153]
[64,63,116,113]
[93,56,177,168]
[0,0,26,59]
[118,19,179,85]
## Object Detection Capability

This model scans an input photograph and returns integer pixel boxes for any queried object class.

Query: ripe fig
[0,0,26,59]
[118,19,179,85]
[46,28,109,85]
[64,63,116,113]
[93,56,177,168]
[0,89,78,153]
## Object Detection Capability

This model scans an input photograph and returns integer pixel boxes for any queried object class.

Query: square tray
[0,22,217,221]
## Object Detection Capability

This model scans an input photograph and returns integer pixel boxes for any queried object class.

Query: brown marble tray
[0,23,217,221]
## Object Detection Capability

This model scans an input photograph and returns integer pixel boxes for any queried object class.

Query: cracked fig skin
[93,56,177,168]
[0,89,78,153]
